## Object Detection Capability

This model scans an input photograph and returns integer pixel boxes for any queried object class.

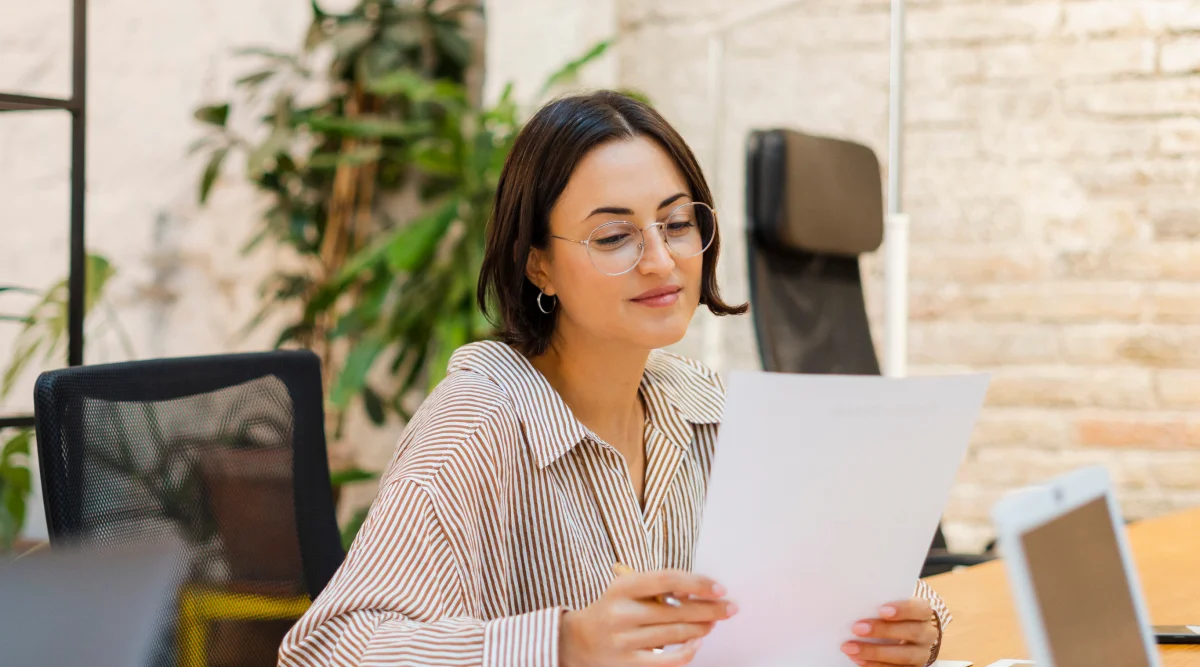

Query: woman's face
[528,136,705,353]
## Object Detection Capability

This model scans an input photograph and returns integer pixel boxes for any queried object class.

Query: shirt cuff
[926,611,944,666]
[483,607,563,667]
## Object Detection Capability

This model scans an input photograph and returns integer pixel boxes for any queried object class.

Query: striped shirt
[279,340,950,667]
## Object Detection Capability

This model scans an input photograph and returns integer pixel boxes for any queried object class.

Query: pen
[612,562,683,608]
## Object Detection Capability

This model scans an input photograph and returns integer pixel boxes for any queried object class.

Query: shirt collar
[447,341,725,468]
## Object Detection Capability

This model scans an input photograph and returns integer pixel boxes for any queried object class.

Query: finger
[850,619,938,646]
[637,638,702,666]
[877,598,933,622]
[841,641,930,666]
[623,621,714,650]
[635,598,738,626]
[615,569,727,600]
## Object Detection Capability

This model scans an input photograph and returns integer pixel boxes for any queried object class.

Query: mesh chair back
[33,351,343,667]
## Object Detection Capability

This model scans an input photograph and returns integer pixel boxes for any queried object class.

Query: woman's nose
[637,225,675,274]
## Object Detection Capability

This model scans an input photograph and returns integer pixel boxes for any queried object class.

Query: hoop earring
[537,291,556,315]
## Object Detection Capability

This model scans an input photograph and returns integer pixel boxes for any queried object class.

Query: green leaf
[617,88,652,105]
[330,337,385,408]
[471,303,493,339]
[340,506,370,550]
[363,69,427,97]
[236,70,275,87]
[386,199,458,272]
[199,146,229,204]
[306,115,431,139]
[336,199,458,284]
[307,145,382,169]
[194,103,230,128]
[0,315,32,324]
[539,39,613,97]
[328,467,378,486]
[398,340,429,397]
[1,466,31,493]
[0,429,32,550]
[438,3,484,19]
[365,70,467,105]
[186,136,215,156]
[0,286,38,295]
[361,385,387,425]
[2,336,42,401]
[240,227,271,256]
[1,430,30,460]
[426,313,468,393]
[246,127,292,180]
[274,323,313,348]
[85,254,117,314]
[329,21,375,56]
[432,23,472,67]
[232,46,306,72]
[412,138,458,176]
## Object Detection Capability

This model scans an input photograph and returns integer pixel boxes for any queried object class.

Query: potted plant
[1,254,131,552]
[192,0,625,547]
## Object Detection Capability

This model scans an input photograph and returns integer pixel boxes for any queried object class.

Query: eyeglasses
[549,201,717,276]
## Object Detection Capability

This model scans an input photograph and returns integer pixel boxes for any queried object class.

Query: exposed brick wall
[611,0,1200,550]
[5,0,1197,549]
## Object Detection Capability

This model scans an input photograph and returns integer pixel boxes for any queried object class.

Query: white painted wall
[1,0,314,538]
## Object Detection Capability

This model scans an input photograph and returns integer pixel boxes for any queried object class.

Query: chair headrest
[745,129,884,256]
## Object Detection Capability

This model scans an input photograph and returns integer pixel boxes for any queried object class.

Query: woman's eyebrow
[583,192,690,220]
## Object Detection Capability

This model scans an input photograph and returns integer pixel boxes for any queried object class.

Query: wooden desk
[927,506,1200,666]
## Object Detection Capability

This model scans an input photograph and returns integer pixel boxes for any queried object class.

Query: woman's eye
[666,221,695,235]
[593,232,632,248]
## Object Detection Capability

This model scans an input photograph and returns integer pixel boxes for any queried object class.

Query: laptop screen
[1021,496,1152,667]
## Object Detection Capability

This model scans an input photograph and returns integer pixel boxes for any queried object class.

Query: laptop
[0,537,184,667]
[990,466,1161,667]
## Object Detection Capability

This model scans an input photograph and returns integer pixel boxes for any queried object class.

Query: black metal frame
[0,0,87,431]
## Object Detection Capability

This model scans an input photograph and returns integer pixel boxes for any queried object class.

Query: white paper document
[692,371,991,667]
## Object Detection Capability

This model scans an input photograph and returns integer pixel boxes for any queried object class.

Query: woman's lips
[631,286,682,308]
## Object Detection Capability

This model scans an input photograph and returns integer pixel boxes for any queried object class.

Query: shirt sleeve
[915,579,952,666]
[278,478,562,667]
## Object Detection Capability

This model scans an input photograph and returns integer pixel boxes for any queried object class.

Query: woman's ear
[525,247,555,296]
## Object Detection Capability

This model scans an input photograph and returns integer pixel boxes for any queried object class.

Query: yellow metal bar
[178,587,207,667]
[177,585,311,667]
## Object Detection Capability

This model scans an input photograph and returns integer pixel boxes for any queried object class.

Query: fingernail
[879,605,897,618]
[712,583,727,597]
[725,602,739,616]
[841,642,860,655]
[852,622,871,635]
[852,660,866,666]
[689,638,703,650]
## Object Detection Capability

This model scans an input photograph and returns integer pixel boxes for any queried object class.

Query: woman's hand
[840,597,940,667]
[560,569,737,667]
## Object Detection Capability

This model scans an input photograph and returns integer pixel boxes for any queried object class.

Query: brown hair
[477,90,747,356]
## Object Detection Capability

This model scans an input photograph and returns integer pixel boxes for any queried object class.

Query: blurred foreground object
[0,537,182,667]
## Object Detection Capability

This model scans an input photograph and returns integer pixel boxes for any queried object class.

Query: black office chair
[744,129,993,578]
[33,351,344,667]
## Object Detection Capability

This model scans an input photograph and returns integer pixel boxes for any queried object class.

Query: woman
[280,91,949,667]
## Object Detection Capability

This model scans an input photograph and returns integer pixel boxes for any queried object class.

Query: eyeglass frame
[546,201,717,276]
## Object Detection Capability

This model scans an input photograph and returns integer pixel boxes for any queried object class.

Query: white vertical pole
[704,33,726,375]
[885,0,909,378]
[884,213,909,377]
